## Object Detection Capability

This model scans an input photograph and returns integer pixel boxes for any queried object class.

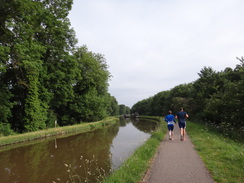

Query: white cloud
[69,0,244,107]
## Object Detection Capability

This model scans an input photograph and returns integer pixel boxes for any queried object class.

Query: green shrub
[0,123,14,136]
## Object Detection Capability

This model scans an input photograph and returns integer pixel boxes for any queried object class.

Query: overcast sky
[68,0,244,108]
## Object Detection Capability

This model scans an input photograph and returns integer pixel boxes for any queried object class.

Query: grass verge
[187,121,244,183]
[103,119,167,183]
[0,117,118,146]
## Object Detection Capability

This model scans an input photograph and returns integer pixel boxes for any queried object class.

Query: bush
[0,123,14,136]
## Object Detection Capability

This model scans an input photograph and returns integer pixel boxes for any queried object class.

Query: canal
[0,118,159,183]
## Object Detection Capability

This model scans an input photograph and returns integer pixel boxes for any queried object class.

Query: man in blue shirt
[164,110,176,140]
[175,107,189,141]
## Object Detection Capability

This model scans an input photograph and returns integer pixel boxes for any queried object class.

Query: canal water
[0,118,159,183]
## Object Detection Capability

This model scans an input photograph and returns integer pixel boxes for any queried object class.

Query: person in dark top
[175,107,189,141]
[164,110,176,140]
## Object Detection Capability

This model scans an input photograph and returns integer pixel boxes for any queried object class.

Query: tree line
[131,59,244,141]
[0,0,131,135]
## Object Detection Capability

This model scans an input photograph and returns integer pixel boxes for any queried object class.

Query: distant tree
[169,83,194,114]
[119,105,126,115]
[105,94,119,116]
[125,106,130,114]
[131,97,152,116]
[149,91,170,116]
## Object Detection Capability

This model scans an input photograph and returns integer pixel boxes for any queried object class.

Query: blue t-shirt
[164,114,175,125]
[176,111,187,122]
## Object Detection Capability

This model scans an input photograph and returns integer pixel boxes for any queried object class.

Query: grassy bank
[103,118,167,183]
[0,117,118,146]
[187,121,244,183]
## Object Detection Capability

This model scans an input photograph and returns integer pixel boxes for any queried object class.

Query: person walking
[164,110,176,140]
[175,107,189,141]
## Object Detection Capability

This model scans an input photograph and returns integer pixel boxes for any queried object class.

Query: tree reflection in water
[0,118,159,183]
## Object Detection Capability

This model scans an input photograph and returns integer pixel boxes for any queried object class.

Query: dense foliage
[0,0,120,134]
[118,104,130,115]
[131,58,244,140]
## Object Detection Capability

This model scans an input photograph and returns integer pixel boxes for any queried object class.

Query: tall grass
[187,121,244,183]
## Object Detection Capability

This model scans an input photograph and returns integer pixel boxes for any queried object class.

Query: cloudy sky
[68,0,244,108]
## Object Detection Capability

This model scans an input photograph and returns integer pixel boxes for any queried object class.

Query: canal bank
[0,117,118,146]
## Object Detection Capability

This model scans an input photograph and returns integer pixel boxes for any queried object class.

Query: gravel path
[142,126,214,183]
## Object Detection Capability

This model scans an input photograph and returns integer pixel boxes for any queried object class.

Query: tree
[0,0,50,131]
[0,0,115,133]
[106,95,119,116]
[131,97,152,116]
[36,0,77,126]
[203,59,244,131]
[149,91,170,116]
[65,46,110,123]
[169,83,194,114]
[119,105,126,115]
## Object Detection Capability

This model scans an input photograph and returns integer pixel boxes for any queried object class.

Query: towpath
[142,125,214,183]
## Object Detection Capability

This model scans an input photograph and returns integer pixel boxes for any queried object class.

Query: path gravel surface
[142,126,214,183]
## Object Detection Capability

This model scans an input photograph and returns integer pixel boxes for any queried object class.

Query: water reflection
[131,118,159,133]
[110,119,151,170]
[0,118,158,183]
